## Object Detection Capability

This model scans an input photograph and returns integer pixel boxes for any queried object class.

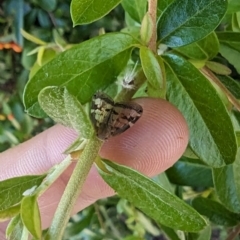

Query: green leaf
[157,0,174,18]
[125,12,140,27]
[217,75,240,99]
[158,224,182,240]
[140,46,165,98]
[121,26,141,40]
[0,175,46,211]
[163,53,237,167]
[98,159,207,232]
[212,149,240,213]
[188,225,211,240]
[158,0,227,47]
[37,9,51,28]
[174,32,219,60]
[23,33,138,118]
[227,0,240,14]
[216,32,240,48]
[166,158,214,188]
[71,0,121,25]
[0,204,20,221]
[36,0,57,12]
[121,0,147,23]
[21,195,42,239]
[63,207,95,238]
[217,32,240,74]
[38,86,93,138]
[234,113,240,131]
[192,197,240,226]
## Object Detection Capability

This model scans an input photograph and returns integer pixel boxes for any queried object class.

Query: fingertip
[100,98,189,176]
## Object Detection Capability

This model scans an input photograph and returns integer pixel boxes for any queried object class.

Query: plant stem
[45,137,102,240]
[115,69,146,102]
[226,224,240,240]
[36,155,72,196]
[201,67,240,112]
[148,0,158,53]
[99,205,122,240]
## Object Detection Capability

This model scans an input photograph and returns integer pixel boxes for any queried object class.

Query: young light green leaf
[98,159,207,232]
[212,149,240,213]
[219,45,240,74]
[232,13,240,32]
[164,53,237,167]
[53,29,67,48]
[158,0,227,47]
[6,215,28,240]
[174,32,219,60]
[166,158,214,188]
[192,197,240,226]
[64,137,88,154]
[206,61,232,75]
[21,29,47,45]
[121,0,147,23]
[6,215,21,238]
[0,175,46,212]
[21,195,42,239]
[140,13,153,45]
[24,33,138,118]
[140,46,166,98]
[71,0,121,25]
[38,86,93,138]
[36,47,56,67]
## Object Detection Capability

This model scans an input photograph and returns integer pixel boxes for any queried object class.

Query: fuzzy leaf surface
[98,159,207,232]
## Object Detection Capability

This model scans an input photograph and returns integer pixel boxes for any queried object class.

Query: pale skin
[0,98,189,237]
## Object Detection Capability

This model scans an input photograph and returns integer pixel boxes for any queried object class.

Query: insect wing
[90,92,143,140]
[110,102,143,137]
